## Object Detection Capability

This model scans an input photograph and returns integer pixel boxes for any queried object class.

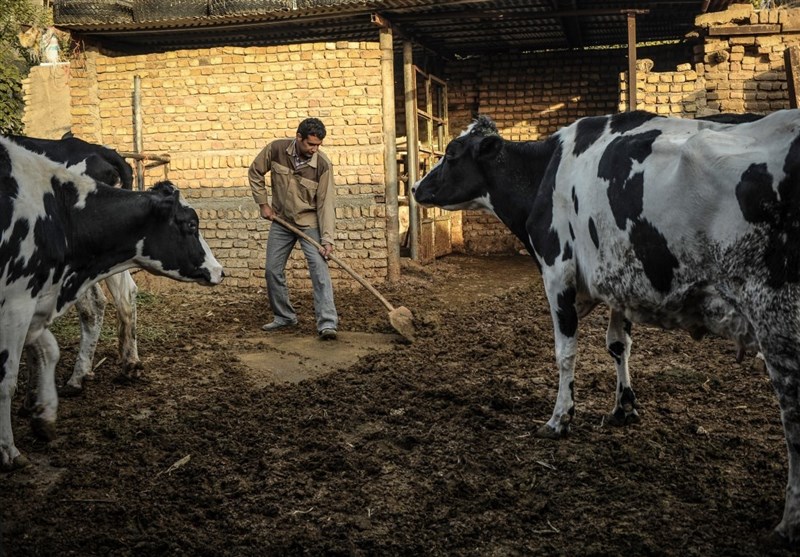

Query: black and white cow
[6,135,142,394]
[6,134,133,189]
[412,110,800,543]
[0,136,224,469]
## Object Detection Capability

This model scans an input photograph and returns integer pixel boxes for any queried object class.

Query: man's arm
[249,144,272,219]
[316,165,336,256]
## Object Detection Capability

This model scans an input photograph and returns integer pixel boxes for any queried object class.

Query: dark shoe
[261,320,297,331]
[319,328,337,340]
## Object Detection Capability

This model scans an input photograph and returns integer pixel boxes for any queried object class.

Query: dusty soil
[2,253,798,556]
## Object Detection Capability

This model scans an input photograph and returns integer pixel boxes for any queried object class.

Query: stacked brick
[68,42,386,289]
[623,5,800,117]
[619,62,700,115]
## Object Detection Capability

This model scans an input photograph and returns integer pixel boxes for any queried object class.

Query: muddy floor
[2,253,798,556]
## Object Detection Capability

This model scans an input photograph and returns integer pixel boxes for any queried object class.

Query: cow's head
[412,116,504,212]
[136,181,224,286]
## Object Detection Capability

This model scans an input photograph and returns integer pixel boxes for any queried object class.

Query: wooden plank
[785,46,800,109]
[708,24,781,36]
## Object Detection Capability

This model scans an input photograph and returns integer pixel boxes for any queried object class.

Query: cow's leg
[746,285,800,544]
[536,270,579,439]
[757,334,800,543]
[62,282,106,396]
[605,310,639,426]
[105,271,142,378]
[25,328,60,441]
[0,315,29,469]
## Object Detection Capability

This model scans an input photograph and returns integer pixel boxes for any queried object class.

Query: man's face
[296,133,322,158]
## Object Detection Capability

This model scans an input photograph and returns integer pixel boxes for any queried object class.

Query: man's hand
[260,204,274,220]
[320,243,334,260]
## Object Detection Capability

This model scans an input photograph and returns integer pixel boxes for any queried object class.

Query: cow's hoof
[1,454,30,471]
[751,356,767,374]
[123,361,145,378]
[12,454,31,469]
[59,383,84,398]
[31,418,57,441]
[606,407,640,427]
[763,528,798,550]
[535,423,567,439]
[1,453,31,471]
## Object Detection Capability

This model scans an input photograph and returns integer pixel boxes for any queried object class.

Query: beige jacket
[249,138,336,246]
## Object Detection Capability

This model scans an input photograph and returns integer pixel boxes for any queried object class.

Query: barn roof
[53,0,739,58]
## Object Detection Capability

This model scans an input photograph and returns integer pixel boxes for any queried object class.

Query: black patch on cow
[562,242,573,261]
[529,141,563,266]
[623,318,632,336]
[608,341,625,365]
[0,219,29,282]
[569,222,575,240]
[697,112,764,125]
[609,111,659,134]
[556,286,578,338]
[736,134,800,287]
[571,187,578,214]
[0,146,17,235]
[573,116,608,156]
[736,163,775,224]
[588,217,599,249]
[0,350,7,383]
[600,130,660,230]
[630,218,679,293]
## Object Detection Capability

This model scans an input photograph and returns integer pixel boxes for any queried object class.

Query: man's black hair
[297,117,327,140]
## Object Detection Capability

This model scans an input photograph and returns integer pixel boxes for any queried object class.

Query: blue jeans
[265,221,338,332]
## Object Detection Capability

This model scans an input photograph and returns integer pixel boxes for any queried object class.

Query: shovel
[270,215,415,342]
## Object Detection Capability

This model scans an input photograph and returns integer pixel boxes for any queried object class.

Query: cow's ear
[149,180,178,197]
[475,135,503,161]
[151,187,180,218]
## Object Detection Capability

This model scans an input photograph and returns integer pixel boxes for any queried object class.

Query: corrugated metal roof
[53,0,739,57]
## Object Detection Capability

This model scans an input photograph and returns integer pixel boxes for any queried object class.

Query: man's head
[296,118,327,158]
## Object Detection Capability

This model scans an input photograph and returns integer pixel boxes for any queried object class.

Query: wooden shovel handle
[270,215,396,312]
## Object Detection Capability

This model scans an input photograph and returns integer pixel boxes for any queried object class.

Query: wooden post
[380,24,400,282]
[785,46,800,109]
[403,41,420,261]
[133,75,144,191]
[627,11,637,112]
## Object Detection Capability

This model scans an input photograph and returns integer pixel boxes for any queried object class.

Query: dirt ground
[2,253,798,556]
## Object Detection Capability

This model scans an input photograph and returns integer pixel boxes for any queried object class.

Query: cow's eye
[182,220,198,234]
[445,142,464,159]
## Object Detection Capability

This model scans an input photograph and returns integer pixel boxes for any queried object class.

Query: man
[249,117,339,340]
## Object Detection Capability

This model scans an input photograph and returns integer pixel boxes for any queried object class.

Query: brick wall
[67,42,386,289]
[622,5,800,116]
